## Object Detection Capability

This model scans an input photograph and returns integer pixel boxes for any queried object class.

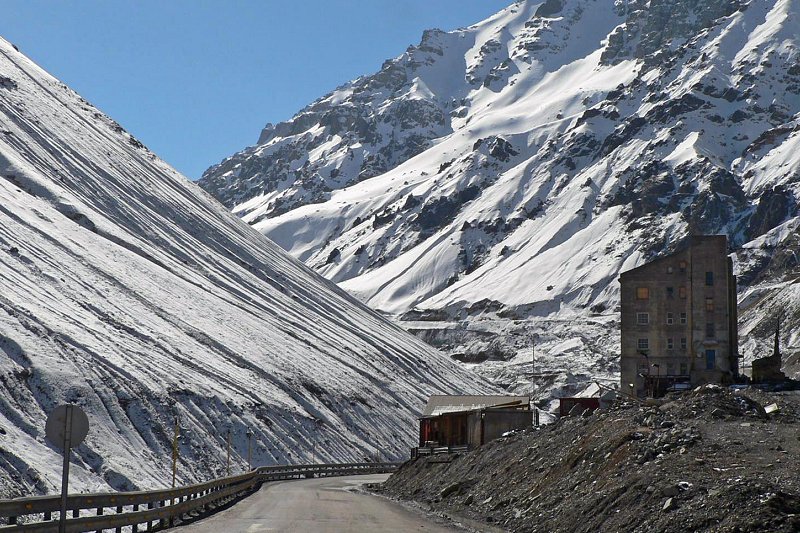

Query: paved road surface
[172,473,460,533]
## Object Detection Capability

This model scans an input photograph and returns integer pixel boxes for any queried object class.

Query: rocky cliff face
[200,0,800,391]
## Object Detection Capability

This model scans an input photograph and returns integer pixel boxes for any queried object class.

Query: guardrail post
[8,516,16,525]
[131,504,139,533]
[162,499,170,528]
[146,501,153,531]
[44,511,52,521]
[95,506,103,533]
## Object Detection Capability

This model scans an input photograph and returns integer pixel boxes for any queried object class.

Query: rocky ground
[373,385,800,532]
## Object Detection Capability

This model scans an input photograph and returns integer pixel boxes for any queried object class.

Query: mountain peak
[199,0,799,387]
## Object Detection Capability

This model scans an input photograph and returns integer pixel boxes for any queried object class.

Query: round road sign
[46,405,89,450]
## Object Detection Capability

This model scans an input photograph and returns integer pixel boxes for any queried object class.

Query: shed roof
[422,395,529,417]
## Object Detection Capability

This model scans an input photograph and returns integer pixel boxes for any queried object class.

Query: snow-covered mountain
[0,37,494,497]
[201,0,800,385]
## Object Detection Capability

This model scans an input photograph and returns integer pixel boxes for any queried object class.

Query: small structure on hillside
[752,322,787,384]
[619,235,739,398]
[558,382,616,417]
[418,395,530,449]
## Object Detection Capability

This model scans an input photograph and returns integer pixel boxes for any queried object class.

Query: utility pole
[226,428,231,477]
[246,429,253,471]
[312,424,317,464]
[171,416,179,488]
[532,334,540,426]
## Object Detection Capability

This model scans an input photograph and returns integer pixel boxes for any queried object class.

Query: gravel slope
[376,386,800,532]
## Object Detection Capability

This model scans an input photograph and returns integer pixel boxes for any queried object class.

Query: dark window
[705,271,714,286]
[679,287,687,299]
[636,287,649,299]
[706,349,716,370]
[680,337,687,350]
[666,312,674,325]
[706,322,715,338]
[705,298,714,312]
[667,362,676,375]
[666,287,674,298]
[680,362,688,375]
[667,338,674,350]
[636,312,649,325]
[638,338,649,351]
[680,312,687,325]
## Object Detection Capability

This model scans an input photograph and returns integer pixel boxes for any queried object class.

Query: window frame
[636,312,650,325]
[637,338,649,351]
[680,312,687,325]
[666,312,674,325]
[705,349,716,370]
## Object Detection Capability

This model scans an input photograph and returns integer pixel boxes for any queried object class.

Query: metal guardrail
[411,445,469,458]
[0,462,399,532]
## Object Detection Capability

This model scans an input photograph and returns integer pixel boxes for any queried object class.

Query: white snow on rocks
[0,37,495,497]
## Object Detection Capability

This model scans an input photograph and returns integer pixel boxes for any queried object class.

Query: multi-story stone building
[619,235,739,398]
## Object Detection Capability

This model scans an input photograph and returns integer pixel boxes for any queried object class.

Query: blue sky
[3,1,511,179]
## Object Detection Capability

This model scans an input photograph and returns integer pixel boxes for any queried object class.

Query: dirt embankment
[374,387,800,532]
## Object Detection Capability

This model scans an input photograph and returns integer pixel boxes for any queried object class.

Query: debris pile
[375,387,800,532]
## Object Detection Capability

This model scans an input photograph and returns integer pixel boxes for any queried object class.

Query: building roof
[422,395,529,417]
[567,382,617,400]
[618,234,728,279]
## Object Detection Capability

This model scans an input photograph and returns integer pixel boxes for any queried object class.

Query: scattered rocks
[662,497,675,512]
[375,388,800,532]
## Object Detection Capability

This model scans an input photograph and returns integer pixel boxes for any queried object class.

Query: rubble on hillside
[374,387,800,532]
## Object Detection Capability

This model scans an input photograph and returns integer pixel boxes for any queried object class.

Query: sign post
[45,404,89,533]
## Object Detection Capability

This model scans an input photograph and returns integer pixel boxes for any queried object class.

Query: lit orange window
[679,287,687,299]
[679,261,687,273]
[705,298,714,312]
[636,287,649,299]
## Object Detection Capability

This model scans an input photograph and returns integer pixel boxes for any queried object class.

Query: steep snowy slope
[201,0,799,382]
[0,38,494,497]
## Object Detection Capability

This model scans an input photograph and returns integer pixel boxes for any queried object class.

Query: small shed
[558,383,616,417]
[419,395,530,448]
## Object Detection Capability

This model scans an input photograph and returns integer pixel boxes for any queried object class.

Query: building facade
[619,235,739,397]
